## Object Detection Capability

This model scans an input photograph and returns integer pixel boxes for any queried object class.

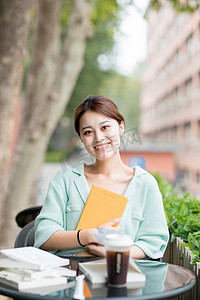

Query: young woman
[34,95,169,259]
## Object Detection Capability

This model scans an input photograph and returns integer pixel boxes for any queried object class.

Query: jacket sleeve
[133,178,169,259]
[34,172,67,249]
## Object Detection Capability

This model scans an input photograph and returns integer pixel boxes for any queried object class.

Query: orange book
[76,185,128,230]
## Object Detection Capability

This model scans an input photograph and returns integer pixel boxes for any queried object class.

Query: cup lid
[104,233,132,247]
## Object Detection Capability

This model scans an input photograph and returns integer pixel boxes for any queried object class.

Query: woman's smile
[94,141,111,151]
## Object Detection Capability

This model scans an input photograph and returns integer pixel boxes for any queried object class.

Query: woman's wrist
[77,230,87,247]
[78,228,97,246]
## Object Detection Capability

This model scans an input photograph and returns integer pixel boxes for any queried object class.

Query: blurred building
[140,3,200,195]
[120,142,176,182]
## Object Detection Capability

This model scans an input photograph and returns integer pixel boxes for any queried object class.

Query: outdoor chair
[14,220,35,248]
[15,205,42,228]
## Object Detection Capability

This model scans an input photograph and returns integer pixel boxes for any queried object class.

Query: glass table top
[0,258,196,300]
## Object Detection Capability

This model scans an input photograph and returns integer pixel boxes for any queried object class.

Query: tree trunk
[0,0,93,247]
[0,0,33,240]
[1,134,50,246]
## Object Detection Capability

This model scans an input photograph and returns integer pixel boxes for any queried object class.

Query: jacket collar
[71,161,148,202]
[71,161,85,176]
[72,161,89,204]
[71,161,147,176]
[134,165,148,177]
[124,165,147,199]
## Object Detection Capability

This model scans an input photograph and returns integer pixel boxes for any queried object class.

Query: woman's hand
[86,218,122,256]
[87,217,122,256]
[99,217,122,231]
[80,217,122,246]
[86,244,106,257]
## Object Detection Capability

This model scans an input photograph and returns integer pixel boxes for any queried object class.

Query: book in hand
[79,259,146,289]
[76,185,128,230]
[0,246,69,270]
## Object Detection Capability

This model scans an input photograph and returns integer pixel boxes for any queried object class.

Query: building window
[177,169,190,191]
[197,172,200,186]
[186,33,193,55]
[199,71,200,88]
[172,125,177,141]
[184,122,191,140]
[128,156,146,169]
[185,78,193,100]
[175,48,180,64]
[198,120,200,139]
[199,21,200,39]
[183,169,190,182]
[174,86,179,104]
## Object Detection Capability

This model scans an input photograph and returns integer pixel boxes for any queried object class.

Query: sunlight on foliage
[153,173,200,264]
[150,0,199,13]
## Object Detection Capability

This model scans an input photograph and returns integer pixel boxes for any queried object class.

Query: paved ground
[0,296,8,300]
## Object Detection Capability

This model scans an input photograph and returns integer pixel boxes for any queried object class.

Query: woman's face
[79,111,124,161]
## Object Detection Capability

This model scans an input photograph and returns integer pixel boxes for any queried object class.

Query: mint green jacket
[34,161,169,259]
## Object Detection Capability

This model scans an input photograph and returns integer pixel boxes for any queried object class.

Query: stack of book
[0,247,76,294]
[79,259,146,289]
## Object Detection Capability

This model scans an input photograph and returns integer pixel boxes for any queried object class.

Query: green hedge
[45,151,66,163]
[154,174,200,264]
[45,150,75,163]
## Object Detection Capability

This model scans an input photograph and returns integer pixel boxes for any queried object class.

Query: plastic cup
[104,233,132,287]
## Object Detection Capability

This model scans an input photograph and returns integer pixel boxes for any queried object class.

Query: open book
[76,185,128,230]
[79,259,146,289]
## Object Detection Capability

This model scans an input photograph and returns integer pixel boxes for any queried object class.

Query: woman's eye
[84,130,93,135]
[102,125,109,130]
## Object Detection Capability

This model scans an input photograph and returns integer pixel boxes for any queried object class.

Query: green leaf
[179,203,188,217]
[191,257,200,264]
[150,0,200,13]
[153,172,200,263]
[180,242,192,248]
